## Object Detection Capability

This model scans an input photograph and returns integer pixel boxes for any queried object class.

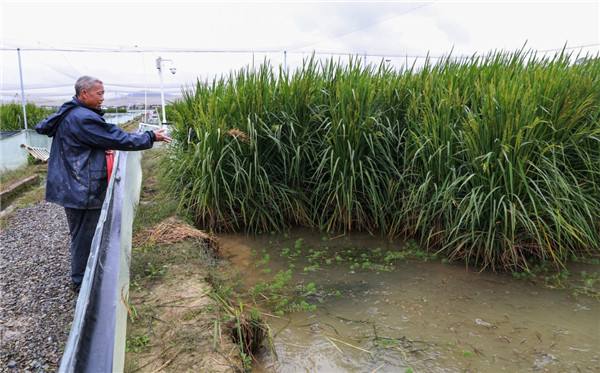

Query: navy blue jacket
[36,98,155,209]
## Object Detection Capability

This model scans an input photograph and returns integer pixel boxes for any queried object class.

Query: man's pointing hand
[153,129,172,143]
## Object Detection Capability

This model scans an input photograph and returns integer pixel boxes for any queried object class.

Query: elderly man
[36,76,171,291]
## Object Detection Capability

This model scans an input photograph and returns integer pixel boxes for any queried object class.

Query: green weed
[126,335,150,353]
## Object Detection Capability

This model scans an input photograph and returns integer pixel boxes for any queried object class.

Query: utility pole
[139,47,148,123]
[156,57,166,124]
[155,56,176,125]
[17,48,28,130]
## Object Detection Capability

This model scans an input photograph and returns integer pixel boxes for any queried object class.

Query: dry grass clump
[133,216,218,249]
[226,128,249,143]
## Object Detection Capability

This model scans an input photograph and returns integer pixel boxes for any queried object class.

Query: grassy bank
[126,148,249,372]
[0,164,46,225]
[0,163,45,192]
[163,50,600,270]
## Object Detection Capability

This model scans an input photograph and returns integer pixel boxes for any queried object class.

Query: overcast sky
[1,0,599,104]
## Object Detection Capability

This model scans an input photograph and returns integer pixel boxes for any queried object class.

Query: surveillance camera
[169,67,177,74]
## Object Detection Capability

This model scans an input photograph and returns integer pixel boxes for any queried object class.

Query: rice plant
[163,50,600,270]
[0,102,54,131]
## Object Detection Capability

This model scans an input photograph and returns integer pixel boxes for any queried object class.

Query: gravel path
[1,201,76,372]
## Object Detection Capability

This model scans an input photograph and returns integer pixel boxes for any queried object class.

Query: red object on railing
[105,150,115,180]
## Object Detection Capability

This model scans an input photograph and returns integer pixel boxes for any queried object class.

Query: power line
[1,43,597,57]
[299,43,600,59]
[0,47,283,54]
[0,84,181,92]
[536,43,600,53]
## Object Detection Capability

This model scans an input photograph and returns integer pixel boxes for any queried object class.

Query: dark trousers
[64,208,101,285]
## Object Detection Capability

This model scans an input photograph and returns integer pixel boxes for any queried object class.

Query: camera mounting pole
[155,56,175,125]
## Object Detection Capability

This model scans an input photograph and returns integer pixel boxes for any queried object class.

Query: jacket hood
[35,98,93,137]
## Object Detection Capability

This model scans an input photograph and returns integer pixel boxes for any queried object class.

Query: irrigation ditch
[125,147,599,372]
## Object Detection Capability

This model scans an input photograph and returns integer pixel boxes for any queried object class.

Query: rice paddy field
[163,50,600,271]
[0,103,53,131]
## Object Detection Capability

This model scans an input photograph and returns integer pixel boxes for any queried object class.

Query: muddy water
[218,230,600,372]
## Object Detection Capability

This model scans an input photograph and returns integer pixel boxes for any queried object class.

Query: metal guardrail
[138,122,172,133]
[59,147,143,372]
[138,122,162,132]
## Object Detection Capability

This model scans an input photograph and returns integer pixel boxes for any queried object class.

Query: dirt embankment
[125,148,242,372]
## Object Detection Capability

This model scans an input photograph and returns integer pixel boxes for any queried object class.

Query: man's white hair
[75,76,103,96]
